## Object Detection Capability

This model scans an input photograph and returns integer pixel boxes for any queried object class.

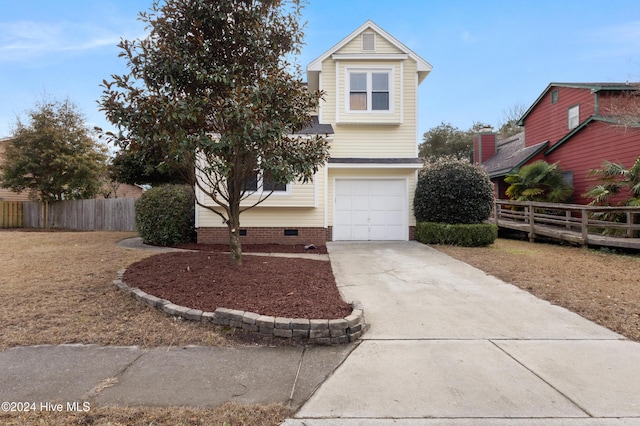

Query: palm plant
[505,160,573,203]
[584,157,640,207]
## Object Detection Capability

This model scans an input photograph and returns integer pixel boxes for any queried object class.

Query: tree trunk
[227,202,243,266]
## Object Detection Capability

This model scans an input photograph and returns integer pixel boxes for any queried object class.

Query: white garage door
[334,179,407,241]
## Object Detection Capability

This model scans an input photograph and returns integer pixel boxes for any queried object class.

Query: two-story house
[475,82,640,204]
[196,20,432,244]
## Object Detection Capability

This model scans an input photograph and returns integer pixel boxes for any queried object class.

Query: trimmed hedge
[415,222,498,247]
[135,184,195,246]
[414,158,494,224]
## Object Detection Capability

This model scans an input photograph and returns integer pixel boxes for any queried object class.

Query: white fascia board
[307,20,433,76]
[331,53,409,61]
[327,162,423,169]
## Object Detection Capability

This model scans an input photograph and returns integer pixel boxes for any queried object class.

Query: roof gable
[518,82,640,126]
[307,20,432,81]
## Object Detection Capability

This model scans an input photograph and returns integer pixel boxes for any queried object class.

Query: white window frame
[345,67,394,113]
[568,104,580,129]
[245,169,291,196]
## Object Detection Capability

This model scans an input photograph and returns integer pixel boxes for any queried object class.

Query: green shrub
[415,222,497,247]
[414,157,493,224]
[135,184,195,246]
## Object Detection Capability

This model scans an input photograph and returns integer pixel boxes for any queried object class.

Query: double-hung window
[568,104,579,130]
[348,70,391,112]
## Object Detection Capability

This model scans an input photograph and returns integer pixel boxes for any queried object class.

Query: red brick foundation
[197,227,330,245]
[197,226,414,245]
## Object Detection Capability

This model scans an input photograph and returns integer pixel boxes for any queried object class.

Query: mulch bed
[172,243,328,254]
[124,251,352,319]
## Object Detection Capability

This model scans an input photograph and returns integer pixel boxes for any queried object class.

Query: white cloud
[0,20,125,62]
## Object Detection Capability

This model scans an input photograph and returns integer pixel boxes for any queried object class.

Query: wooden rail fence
[4,198,136,231]
[493,199,640,249]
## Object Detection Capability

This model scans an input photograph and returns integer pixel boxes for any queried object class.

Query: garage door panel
[334,179,408,241]
[386,225,405,240]
[369,195,387,211]
[386,210,404,225]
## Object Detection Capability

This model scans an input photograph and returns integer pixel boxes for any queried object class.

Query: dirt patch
[435,238,640,341]
[124,252,352,319]
[0,403,292,426]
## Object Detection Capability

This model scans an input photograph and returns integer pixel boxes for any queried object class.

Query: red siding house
[475,83,640,204]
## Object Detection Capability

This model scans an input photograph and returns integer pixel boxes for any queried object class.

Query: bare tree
[497,102,527,138]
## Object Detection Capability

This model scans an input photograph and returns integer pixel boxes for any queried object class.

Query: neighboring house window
[551,90,559,104]
[568,104,580,129]
[362,33,375,51]
[348,70,391,112]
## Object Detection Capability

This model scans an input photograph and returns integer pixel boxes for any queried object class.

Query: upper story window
[348,70,391,112]
[551,90,559,104]
[568,104,580,129]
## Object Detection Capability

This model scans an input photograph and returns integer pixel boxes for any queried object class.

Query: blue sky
[1,0,639,143]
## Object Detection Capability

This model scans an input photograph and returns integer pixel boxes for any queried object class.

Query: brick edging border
[112,269,366,345]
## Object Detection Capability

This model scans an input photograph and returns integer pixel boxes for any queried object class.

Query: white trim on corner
[400,61,404,124]
[335,61,340,124]
[318,70,323,123]
[324,167,329,229]
[415,72,419,157]
[313,169,318,208]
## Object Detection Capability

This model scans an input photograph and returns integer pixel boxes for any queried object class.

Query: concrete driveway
[285,241,640,424]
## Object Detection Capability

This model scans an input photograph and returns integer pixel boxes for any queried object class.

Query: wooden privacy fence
[493,199,640,249]
[0,201,24,228]
[22,198,137,231]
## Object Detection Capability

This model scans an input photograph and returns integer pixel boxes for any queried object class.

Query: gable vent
[362,33,375,51]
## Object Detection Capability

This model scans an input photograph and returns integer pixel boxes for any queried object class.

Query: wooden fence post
[527,202,535,242]
[581,209,588,245]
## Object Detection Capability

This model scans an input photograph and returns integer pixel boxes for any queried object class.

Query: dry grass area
[436,238,640,341]
[0,403,292,426]
[0,230,234,351]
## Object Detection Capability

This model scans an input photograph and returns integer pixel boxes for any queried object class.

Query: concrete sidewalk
[0,344,355,409]
[283,242,640,425]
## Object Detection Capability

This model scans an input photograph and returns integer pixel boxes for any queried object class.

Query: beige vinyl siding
[198,206,324,228]
[337,31,404,54]
[197,171,324,228]
[323,58,418,157]
[0,189,31,202]
[327,168,417,227]
[330,126,417,157]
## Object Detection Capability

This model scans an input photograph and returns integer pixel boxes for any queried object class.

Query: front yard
[1,230,638,425]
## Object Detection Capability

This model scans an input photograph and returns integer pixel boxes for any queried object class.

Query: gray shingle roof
[294,116,334,135]
[482,132,548,178]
